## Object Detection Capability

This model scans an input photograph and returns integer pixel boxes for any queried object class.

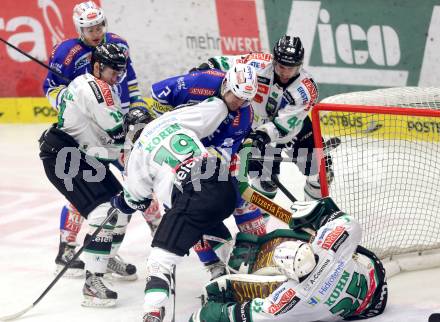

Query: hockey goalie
[190,197,388,322]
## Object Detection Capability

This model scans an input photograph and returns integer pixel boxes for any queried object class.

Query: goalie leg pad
[83,202,115,274]
[152,179,236,256]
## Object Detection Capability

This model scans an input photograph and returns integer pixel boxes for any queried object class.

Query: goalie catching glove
[288,197,344,232]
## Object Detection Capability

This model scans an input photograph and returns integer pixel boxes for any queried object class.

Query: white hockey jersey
[249,214,380,321]
[210,53,318,144]
[123,97,228,209]
[57,73,124,161]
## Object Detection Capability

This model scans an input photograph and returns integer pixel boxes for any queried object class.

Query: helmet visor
[100,64,126,84]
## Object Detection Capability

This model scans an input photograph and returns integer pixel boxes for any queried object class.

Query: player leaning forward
[39,44,130,307]
[111,66,263,321]
[43,0,143,279]
[194,35,330,200]
[190,200,388,322]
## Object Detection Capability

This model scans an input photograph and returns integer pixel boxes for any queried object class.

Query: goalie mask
[273,240,317,282]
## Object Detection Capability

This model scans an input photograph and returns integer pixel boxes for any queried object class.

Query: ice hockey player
[191,35,334,201]
[39,43,138,307]
[42,0,144,279]
[110,69,267,321]
[148,64,267,279]
[189,198,388,322]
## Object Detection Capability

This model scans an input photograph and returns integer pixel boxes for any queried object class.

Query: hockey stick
[0,207,119,321]
[171,265,176,322]
[0,37,71,83]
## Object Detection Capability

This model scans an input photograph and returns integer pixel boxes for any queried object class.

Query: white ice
[0,124,439,322]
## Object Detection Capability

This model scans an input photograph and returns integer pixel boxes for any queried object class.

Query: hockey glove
[248,130,271,154]
[111,192,152,214]
[188,58,220,73]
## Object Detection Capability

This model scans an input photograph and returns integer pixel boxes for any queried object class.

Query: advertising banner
[0,0,82,97]
[1,0,440,123]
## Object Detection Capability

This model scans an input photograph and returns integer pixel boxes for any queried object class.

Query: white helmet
[273,240,317,282]
[222,63,258,101]
[73,1,106,35]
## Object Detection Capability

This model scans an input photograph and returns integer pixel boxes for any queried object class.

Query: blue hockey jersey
[150,69,253,156]
[43,32,144,112]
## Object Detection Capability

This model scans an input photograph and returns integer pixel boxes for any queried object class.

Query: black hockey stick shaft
[0,208,119,321]
[270,173,297,203]
[258,160,297,203]
[172,265,176,322]
[0,37,71,83]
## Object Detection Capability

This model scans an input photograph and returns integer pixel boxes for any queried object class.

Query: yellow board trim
[320,111,440,142]
[0,97,57,123]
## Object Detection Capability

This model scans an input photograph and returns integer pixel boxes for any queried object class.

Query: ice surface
[0,125,439,322]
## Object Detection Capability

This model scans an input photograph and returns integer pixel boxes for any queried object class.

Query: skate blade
[54,265,85,278]
[81,295,117,308]
[104,272,138,281]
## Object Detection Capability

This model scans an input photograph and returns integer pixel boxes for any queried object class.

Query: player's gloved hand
[188,58,219,73]
[111,192,152,214]
[189,62,211,73]
[189,301,233,322]
[248,130,271,153]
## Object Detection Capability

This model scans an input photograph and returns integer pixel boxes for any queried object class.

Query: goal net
[311,87,440,276]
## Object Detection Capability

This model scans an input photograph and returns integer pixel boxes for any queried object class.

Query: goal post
[311,87,440,277]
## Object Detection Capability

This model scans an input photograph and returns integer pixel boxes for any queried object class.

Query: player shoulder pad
[198,68,226,78]
[238,52,273,70]
[107,32,129,47]
[288,75,319,108]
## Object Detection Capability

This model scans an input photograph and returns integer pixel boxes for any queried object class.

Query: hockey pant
[58,159,125,245]
[144,167,237,311]
[39,125,128,272]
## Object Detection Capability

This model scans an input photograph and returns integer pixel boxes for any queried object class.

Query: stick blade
[0,305,33,321]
